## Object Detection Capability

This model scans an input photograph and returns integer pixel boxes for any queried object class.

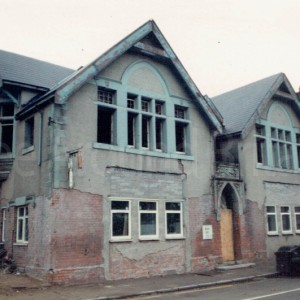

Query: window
[0,102,14,153]
[16,206,28,243]
[139,201,158,239]
[295,207,300,233]
[127,113,136,147]
[142,116,150,148]
[24,117,34,148]
[296,133,300,169]
[266,206,277,234]
[97,107,114,144]
[175,106,189,154]
[111,201,130,240]
[256,124,267,165]
[155,119,164,151]
[1,208,6,242]
[280,206,292,234]
[271,127,293,169]
[165,202,183,238]
[97,88,116,145]
[141,97,151,112]
[98,88,114,104]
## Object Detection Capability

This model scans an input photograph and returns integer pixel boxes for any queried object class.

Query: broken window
[266,206,277,235]
[142,116,150,148]
[24,117,34,149]
[270,127,293,169]
[127,113,136,147]
[0,102,14,153]
[155,119,163,151]
[280,206,292,234]
[139,201,158,239]
[16,206,28,243]
[155,101,164,115]
[175,106,189,154]
[255,125,267,165]
[97,107,114,144]
[175,106,185,119]
[141,97,151,112]
[165,202,183,238]
[111,201,130,240]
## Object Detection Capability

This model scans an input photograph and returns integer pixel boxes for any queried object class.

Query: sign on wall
[202,225,213,240]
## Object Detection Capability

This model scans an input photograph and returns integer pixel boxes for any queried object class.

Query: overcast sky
[1,0,299,96]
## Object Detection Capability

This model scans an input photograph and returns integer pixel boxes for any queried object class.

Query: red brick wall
[189,197,222,272]
[48,189,104,284]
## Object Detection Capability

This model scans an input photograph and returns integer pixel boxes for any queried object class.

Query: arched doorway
[220,183,238,262]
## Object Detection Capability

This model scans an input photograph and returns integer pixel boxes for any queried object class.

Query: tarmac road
[133,276,300,300]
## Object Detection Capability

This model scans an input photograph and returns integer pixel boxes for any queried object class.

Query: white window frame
[266,206,278,235]
[1,208,6,242]
[138,201,158,240]
[294,206,300,234]
[280,206,292,234]
[110,200,131,241]
[16,206,29,244]
[165,202,183,239]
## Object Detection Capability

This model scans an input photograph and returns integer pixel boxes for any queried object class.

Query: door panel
[220,208,234,261]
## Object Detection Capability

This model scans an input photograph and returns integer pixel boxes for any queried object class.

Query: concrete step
[216,262,256,271]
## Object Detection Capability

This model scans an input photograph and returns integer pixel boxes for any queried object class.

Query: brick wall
[48,189,104,284]
[188,196,221,272]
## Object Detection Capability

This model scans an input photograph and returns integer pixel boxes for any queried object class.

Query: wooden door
[220,208,234,261]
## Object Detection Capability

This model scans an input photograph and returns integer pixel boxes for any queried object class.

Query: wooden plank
[220,209,234,261]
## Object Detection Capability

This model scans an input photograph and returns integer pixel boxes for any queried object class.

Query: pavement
[0,260,279,300]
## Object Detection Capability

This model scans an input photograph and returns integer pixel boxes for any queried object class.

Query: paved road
[132,276,300,300]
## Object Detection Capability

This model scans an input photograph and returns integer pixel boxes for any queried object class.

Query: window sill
[139,238,160,241]
[267,233,279,236]
[93,142,194,161]
[256,164,300,174]
[22,145,34,155]
[165,236,185,240]
[109,239,132,243]
[13,242,28,246]
[282,232,293,236]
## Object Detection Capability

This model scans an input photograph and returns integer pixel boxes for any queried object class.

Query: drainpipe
[38,111,43,166]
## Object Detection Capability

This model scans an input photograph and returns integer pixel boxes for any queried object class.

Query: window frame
[16,206,29,244]
[0,102,15,154]
[266,205,278,235]
[1,208,6,242]
[294,207,300,234]
[280,206,292,234]
[24,116,35,149]
[138,201,159,240]
[165,201,183,239]
[110,200,131,241]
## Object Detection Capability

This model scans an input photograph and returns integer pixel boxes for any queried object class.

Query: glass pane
[278,129,284,140]
[285,131,291,142]
[266,206,275,213]
[167,213,181,234]
[166,202,181,211]
[18,219,23,240]
[19,207,24,217]
[271,128,276,139]
[112,213,129,236]
[140,202,156,210]
[111,201,129,210]
[25,206,29,216]
[267,215,277,232]
[279,143,286,168]
[25,218,28,241]
[140,213,156,235]
[155,119,163,150]
[142,117,149,148]
[175,107,185,119]
[281,206,289,213]
[296,134,300,144]
[296,215,300,230]
[127,113,135,147]
[272,142,279,167]
[295,207,300,213]
[155,102,163,115]
[282,215,291,231]
[98,89,113,104]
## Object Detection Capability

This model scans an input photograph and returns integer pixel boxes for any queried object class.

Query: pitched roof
[16,20,223,132]
[0,50,74,90]
[212,73,300,137]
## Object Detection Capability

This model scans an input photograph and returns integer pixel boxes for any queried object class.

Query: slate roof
[212,73,285,136]
[0,50,74,89]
